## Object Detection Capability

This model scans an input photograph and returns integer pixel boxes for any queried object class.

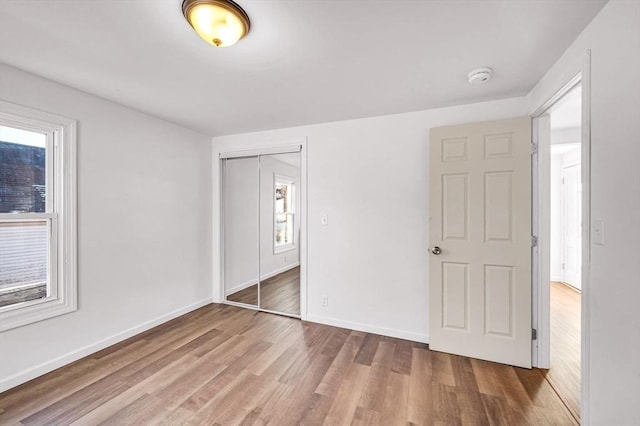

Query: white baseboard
[225,262,300,296]
[262,262,299,281]
[225,279,258,296]
[0,298,212,393]
[305,314,429,344]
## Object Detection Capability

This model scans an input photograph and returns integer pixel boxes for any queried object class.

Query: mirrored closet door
[223,156,259,308]
[222,150,301,317]
[259,153,301,315]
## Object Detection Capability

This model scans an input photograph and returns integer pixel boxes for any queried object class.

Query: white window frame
[273,173,295,254]
[0,100,77,331]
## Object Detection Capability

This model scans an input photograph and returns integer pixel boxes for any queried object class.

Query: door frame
[215,141,308,320]
[530,51,591,422]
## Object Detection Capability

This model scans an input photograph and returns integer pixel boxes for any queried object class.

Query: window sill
[0,294,77,332]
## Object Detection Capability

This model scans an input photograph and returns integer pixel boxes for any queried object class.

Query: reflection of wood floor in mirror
[227,266,300,315]
[227,283,258,306]
[261,266,300,315]
[544,281,581,422]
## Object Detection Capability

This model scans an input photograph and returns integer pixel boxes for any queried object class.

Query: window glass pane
[0,125,47,213]
[0,220,49,307]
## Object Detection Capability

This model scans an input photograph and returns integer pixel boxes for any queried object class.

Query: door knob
[431,246,442,255]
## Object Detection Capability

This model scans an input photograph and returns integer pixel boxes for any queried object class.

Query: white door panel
[429,117,532,368]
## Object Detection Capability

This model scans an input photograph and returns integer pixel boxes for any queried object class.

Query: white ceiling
[0,0,606,136]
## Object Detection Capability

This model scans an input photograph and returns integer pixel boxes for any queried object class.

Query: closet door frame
[218,142,307,320]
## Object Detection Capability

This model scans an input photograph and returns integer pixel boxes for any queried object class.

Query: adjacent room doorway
[547,83,582,421]
[533,77,585,423]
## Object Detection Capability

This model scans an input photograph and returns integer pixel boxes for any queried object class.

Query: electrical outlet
[321,295,328,307]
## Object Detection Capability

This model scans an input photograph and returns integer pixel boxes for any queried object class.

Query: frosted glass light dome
[183,0,250,48]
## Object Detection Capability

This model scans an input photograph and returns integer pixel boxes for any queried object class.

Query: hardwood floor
[0,304,577,425]
[545,281,581,421]
[227,267,300,315]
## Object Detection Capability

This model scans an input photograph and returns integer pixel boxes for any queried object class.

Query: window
[274,174,295,254]
[0,100,77,331]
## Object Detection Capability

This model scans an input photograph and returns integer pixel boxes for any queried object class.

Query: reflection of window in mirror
[274,174,295,254]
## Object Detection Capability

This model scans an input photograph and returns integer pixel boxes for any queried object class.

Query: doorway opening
[533,76,585,423]
[546,83,582,421]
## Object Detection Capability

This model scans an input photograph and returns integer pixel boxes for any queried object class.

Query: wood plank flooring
[227,267,300,315]
[545,281,581,421]
[0,304,577,425]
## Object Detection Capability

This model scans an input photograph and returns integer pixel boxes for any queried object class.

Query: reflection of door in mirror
[223,157,259,307]
[259,153,301,315]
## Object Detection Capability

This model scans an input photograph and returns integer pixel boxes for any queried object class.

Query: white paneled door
[429,117,532,368]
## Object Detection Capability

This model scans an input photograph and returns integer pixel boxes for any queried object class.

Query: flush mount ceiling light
[182,0,250,48]
[468,67,493,85]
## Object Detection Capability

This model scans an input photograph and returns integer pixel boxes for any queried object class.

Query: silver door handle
[431,246,442,255]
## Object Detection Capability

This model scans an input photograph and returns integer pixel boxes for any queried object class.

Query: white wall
[0,63,213,391]
[550,151,563,281]
[528,1,640,424]
[550,144,581,284]
[213,97,529,342]
[551,126,581,144]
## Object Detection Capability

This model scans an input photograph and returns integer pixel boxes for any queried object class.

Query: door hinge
[531,143,538,155]
[531,235,538,247]
[532,329,537,340]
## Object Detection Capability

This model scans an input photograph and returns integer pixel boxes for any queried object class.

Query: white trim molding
[219,144,302,159]
[306,314,428,344]
[579,49,592,425]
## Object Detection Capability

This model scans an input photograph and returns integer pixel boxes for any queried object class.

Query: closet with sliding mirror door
[221,148,301,318]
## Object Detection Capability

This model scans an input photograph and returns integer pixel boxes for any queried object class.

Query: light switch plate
[321,215,328,226]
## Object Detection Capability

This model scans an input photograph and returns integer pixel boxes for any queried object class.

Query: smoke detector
[468,67,492,85]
